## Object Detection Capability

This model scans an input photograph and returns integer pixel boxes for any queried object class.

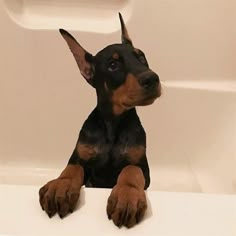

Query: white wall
[0,0,235,192]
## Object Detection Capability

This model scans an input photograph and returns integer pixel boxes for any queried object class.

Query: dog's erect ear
[119,13,133,46]
[59,29,95,87]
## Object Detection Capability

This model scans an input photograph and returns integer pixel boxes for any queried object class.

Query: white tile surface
[0,185,235,236]
[0,0,236,194]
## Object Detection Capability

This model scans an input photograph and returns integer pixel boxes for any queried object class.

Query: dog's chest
[79,109,146,168]
[86,138,145,170]
[87,142,131,166]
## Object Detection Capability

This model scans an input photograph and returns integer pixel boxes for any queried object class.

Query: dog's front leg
[39,164,84,218]
[107,165,147,228]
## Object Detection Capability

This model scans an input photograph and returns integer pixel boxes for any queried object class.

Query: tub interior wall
[0,0,236,193]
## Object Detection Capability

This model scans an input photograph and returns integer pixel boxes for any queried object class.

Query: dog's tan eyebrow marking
[134,48,140,54]
[112,53,120,60]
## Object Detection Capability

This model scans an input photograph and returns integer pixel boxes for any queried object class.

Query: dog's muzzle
[138,71,161,98]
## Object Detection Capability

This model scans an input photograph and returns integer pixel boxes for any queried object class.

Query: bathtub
[0,0,235,235]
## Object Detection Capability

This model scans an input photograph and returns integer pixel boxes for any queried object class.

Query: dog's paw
[106,184,147,228]
[39,178,81,218]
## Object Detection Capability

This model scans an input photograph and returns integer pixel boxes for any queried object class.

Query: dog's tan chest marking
[119,145,146,164]
[76,143,100,161]
[77,142,145,164]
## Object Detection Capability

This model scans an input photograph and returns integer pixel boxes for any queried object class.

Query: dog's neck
[96,94,137,141]
[96,93,135,119]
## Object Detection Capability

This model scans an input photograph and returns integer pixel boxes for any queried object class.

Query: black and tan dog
[39,13,161,228]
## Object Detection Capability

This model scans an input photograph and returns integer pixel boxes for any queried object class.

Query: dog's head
[60,13,161,115]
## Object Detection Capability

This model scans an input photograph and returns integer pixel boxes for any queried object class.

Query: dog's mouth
[136,83,161,106]
[122,83,161,108]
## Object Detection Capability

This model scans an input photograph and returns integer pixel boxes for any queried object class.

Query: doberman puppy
[39,13,161,228]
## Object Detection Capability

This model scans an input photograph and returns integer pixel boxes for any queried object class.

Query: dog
[39,13,161,228]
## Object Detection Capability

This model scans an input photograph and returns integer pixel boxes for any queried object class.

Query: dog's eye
[138,55,147,65]
[108,60,119,72]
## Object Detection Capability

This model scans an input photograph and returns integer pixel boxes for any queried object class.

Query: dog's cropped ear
[119,13,133,46]
[59,29,95,87]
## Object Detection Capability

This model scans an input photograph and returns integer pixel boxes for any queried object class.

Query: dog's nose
[139,73,159,89]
